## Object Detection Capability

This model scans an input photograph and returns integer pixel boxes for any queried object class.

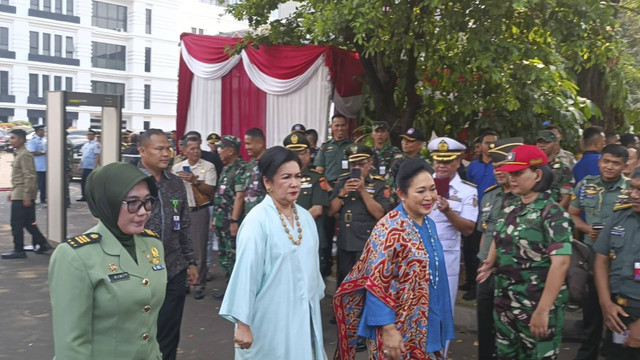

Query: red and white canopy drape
[176,34,365,153]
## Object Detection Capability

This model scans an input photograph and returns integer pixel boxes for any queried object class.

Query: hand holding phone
[350,168,361,179]
[183,165,191,174]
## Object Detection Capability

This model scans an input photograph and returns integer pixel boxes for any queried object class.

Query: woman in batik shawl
[334,158,455,360]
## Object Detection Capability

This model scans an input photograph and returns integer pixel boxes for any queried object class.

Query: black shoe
[34,243,52,254]
[355,339,367,352]
[2,251,27,259]
[76,197,86,202]
[213,291,225,301]
[459,282,473,291]
[194,289,205,300]
[329,316,337,325]
[462,288,477,301]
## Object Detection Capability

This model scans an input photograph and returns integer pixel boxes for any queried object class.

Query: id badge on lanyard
[171,199,180,230]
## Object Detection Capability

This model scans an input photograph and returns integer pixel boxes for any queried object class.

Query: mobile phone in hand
[592,223,604,231]
[183,165,191,174]
[350,168,361,179]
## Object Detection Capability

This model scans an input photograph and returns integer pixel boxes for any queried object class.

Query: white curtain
[186,76,222,149]
[333,89,364,119]
[265,65,332,148]
[181,45,240,79]
[242,52,327,96]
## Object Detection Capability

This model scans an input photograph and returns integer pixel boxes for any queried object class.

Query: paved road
[0,152,586,359]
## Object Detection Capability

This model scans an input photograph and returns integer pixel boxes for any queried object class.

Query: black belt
[189,202,211,212]
[614,295,640,308]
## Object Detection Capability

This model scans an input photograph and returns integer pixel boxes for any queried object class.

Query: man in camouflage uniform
[475,137,523,360]
[283,132,331,276]
[242,128,267,216]
[545,124,576,170]
[593,167,640,359]
[488,146,573,360]
[328,144,391,285]
[536,130,574,209]
[569,143,629,360]
[211,135,247,299]
[370,121,401,179]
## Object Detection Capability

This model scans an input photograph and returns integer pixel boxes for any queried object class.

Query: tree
[226,0,634,145]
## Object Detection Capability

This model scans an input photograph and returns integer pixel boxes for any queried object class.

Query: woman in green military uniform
[49,162,167,360]
[478,145,572,360]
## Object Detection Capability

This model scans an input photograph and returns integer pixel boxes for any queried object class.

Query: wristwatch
[194,180,202,187]
[230,219,240,224]
[338,193,348,199]
[188,259,198,267]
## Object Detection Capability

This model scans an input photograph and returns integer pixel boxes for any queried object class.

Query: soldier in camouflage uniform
[536,130,574,209]
[568,144,629,360]
[283,132,331,276]
[242,128,267,216]
[593,167,640,359]
[370,121,401,179]
[475,138,523,360]
[478,145,573,360]
[211,135,247,294]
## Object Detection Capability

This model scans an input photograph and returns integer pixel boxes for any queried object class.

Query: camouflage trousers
[494,293,566,359]
[215,227,236,276]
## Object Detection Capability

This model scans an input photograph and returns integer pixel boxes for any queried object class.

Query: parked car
[0,129,9,151]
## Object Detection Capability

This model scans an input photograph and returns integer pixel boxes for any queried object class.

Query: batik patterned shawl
[333,210,433,360]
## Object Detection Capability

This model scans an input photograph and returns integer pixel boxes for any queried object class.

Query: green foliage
[226,0,638,145]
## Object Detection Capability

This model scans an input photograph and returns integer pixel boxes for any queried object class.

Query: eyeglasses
[122,197,156,214]
[350,160,371,168]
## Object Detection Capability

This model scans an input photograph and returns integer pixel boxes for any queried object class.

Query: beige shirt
[11,146,38,200]
[172,158,217,208]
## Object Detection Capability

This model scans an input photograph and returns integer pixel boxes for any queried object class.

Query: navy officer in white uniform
[427,137,478,317]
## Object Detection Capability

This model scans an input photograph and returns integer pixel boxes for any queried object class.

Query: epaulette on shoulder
[310,168,323,174]
[141,229,160,238]
[614,203,633,211]
[372,175,386,181]
[66,232,102,249]
[339,172,350,178]
[484,184,498,193]
[462,180,477,187]
[322,139,331,145]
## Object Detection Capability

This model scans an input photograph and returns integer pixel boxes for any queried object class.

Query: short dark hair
[183,136,201,148]
[304,129,318,144]
[395,158,433,194]
[140,128,167,147]
[602,144,629,162]
[605,131,619,141]
[258,146,302,189]
[620,133,638,147]
[185,130,202,140]
[631,166,640,180]
[479,130,498,143]
[544,124,560,132]
[9,129,26,140]
[331,114,347,123]
[245,127,265,140]
[129,133,140,145]
[531,164,554,193]
[583,126,604,147]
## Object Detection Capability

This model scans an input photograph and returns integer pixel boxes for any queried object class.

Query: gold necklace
[277,204,302,245]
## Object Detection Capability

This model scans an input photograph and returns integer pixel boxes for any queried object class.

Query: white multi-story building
[0,0,247,131]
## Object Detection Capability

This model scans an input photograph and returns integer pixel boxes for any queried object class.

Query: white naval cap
[428,137,466,161]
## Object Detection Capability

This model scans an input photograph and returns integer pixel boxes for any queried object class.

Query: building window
[55,0,61,13]
[65,36,73,58]
[144,47,151,72]
[144,84,150,109]
[65,77,72,91]
[92,80,125,102]
[43,0,50,11]
[30,0,39,9]
[54,35,62,57]
[92,42,126,70]
[191,27,196,34]
[29,74,38,97]
[0,71,8,95]
[28,117,40,125]
[53,76,61,90]
[42,33,50,55]
[0,27,7,51]
[66,0,73,15]
[0,116,7,123]
[145,9,151,34]
[92,1,127,32]
[42,74,49,95]
[29,31,38,54]
[199,29,204,35]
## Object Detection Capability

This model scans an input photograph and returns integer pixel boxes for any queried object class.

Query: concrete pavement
[0,152,586,359]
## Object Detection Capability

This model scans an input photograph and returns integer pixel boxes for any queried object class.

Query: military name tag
[342,160,348,169]
[379,166,386,175]
[152,264,165,271]
[449,196,462,202]
[301,183,312,188]
[108,272,131,283]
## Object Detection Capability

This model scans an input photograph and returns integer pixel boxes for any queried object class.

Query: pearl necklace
[277,204,302,245]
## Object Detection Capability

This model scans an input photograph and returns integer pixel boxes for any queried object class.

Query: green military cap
[346,143,374,162]
[372,121,389,131]
[215,135,241,151]
[488,137,524,163]
[283,132,310,151]
[537,130,558,143]
[207,133,221,144]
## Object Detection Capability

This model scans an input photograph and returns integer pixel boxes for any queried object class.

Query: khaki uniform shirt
[11,146,37,200]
